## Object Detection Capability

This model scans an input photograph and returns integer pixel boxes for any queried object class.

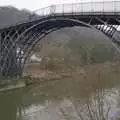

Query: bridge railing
[34,1,120,16]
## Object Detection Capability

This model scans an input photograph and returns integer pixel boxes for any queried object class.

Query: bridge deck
[35,1,120,15]
[1,1,120,31]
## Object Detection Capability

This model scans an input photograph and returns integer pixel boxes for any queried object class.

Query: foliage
[0,6,31,28]
[90,44,114,63]
[36,38,119,70]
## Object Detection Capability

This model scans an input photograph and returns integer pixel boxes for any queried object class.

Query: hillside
[0,6,31,28]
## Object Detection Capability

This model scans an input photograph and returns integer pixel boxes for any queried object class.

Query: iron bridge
[1,1,120,77]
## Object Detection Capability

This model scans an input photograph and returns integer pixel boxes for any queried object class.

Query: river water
[0,73,120,120]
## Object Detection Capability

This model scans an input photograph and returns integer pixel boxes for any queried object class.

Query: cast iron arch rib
[21,18,120,75]
[0,17,120,77]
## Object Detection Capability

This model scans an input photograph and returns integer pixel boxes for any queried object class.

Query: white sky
[0,0,119,11]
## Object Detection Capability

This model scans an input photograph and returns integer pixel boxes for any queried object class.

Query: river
[0,72,120,120]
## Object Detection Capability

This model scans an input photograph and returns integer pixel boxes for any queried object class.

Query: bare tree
[60,89,112,120]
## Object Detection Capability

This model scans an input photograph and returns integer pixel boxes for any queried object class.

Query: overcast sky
[0,0,119,11]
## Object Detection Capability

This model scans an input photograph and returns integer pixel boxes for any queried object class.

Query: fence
[34,1,120,16]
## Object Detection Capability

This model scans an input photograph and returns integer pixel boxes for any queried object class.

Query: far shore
[23,61,120,87]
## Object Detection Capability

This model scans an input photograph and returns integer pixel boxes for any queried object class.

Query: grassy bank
[23,62,120,88]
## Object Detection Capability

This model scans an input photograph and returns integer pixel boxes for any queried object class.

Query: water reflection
[0,90,23,120]
[0,77,120,120]
[59,89,119,120]
[18,88,119,120]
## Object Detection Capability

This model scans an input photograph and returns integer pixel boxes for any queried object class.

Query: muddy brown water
[0,72,120,120]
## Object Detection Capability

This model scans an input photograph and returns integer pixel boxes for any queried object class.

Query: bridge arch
[1,17,120,76]
[20,18,120,75]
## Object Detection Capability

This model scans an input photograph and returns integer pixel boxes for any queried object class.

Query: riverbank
[0,78,26,92]
[0,80,25,92]
[0,62,120,92]
[23,62,120,88]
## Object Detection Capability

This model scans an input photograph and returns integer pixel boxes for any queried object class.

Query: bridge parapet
[34,1,120,16]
